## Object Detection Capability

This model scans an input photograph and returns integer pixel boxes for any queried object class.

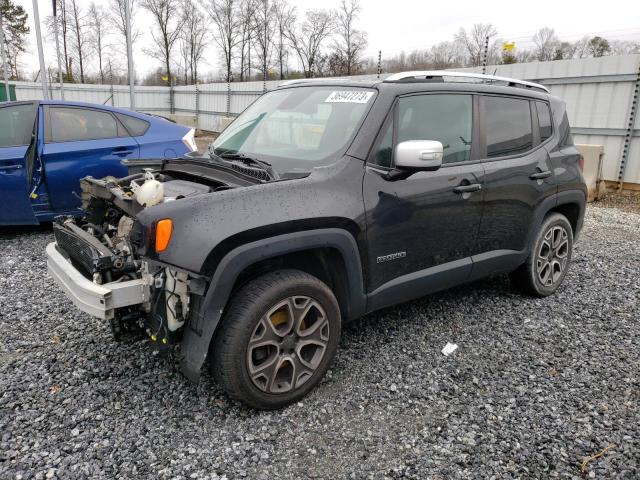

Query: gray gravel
[1,204,638,479]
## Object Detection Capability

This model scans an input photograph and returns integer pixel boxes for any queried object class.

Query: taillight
[578,155,584,171]
[182,129,197,152]
[155,219,173,252]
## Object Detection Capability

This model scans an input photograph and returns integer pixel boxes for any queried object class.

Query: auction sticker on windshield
[325,91,375,103]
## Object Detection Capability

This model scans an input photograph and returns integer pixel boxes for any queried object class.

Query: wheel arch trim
[179,228,366,383]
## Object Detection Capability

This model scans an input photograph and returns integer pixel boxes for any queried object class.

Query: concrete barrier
[576,144,606,202]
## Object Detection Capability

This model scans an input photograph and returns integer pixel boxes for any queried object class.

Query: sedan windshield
[212,86,376,173]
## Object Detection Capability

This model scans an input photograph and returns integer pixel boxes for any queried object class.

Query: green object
[0,84,16,102]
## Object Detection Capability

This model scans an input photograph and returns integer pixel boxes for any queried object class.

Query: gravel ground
[1,204,638,479]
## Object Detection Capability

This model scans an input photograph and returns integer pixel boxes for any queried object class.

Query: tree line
[0,0,639,86]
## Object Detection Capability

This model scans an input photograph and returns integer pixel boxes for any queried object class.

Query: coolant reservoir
[132,170,164,207]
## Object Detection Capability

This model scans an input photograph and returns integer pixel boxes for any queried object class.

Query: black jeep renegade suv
[48,71,587,409]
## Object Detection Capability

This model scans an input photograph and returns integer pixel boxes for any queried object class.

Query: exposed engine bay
[52,157,264,345]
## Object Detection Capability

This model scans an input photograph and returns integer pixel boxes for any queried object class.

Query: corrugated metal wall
[12,82,171,116]
[9,54,640,184]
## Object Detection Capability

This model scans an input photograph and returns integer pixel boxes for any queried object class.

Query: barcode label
[325,91,374,103]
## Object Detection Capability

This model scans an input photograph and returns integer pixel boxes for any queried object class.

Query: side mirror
[394,140,443,171]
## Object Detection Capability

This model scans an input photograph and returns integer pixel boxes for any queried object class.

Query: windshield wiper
[216,152,279,180]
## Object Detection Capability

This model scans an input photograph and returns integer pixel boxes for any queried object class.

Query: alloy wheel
[246,296,330,394]
[536,225,569,287]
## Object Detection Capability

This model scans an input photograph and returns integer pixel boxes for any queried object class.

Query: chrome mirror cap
[395,140,444,171]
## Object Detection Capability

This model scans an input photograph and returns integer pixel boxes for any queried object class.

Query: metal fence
[9,54,640,185]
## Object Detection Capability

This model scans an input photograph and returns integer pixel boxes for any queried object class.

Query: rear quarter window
[116,113,150,136]
[536,101,553,142]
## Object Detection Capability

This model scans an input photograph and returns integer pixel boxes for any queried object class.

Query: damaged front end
[47,157,260,346]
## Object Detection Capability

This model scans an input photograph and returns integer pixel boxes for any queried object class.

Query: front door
[0,103,39,225]
[363,93,485,310]
[41,105,140,213]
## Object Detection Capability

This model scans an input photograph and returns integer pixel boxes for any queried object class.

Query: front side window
[212,87,375,173]
[397,94,473,164]
[0,104,37,147]
[536,101,553,142]
[484,96,533,158]
[46,107,120,143]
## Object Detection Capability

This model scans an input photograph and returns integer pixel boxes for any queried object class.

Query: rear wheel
[210,269,341,409]
[510,213,573,297]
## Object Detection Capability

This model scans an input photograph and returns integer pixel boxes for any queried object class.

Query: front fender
[179,228,366,383]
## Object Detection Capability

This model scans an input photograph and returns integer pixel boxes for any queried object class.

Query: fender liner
[179,228,366,382]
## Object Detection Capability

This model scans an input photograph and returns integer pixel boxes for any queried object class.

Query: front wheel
[210,269,341,409]
[510,213,574,297]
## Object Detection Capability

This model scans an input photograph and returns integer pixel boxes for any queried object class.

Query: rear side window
[0,104,37,147]
[116,113,150,136]
[397,94,472,164]
[484,96,533,158]
[536,101,553,142]
[46,107,120,143]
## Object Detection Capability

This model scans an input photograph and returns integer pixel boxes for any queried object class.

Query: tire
[209,269,341,409]
[509,213,574,297]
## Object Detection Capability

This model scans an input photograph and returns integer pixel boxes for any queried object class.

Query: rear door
[0,103,39,225]
[473,94,556,277]
[41,105,140,213]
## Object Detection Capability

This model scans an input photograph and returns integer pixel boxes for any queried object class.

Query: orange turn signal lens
[155,219,173,252]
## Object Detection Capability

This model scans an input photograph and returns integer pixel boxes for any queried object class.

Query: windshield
[212,86,376,172]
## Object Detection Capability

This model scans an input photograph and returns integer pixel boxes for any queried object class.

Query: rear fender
[179,228,366,382]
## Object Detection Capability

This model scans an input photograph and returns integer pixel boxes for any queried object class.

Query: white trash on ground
[441,343,459,356]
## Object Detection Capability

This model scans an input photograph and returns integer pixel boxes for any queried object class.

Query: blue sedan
[0,100,196,225]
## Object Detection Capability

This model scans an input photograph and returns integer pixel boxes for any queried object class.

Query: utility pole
[377,50,382,79]
[32,0,49,99]
[0,12,10,101]
[53,2,64,99]
[125,0,135,109]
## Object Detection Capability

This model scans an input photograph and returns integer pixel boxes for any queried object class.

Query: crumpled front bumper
[46,242,150,320]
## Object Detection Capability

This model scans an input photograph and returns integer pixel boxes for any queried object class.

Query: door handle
[453,183,482,194]
[0,164,22,172]
[529,170,552,180]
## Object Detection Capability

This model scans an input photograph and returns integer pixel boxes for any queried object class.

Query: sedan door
[0,103,39,225]
[363,93,485,310]
[41,105,140,213]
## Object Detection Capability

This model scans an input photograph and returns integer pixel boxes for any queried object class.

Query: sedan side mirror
[395,140,443,171]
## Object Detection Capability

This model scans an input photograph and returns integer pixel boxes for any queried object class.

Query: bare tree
[430,41,464,69]
[253,0,276,80]
[179,0,208,83]
[533,27,558,61]
[237,0,257,81]
[108,0,140,51]
[455,23,497,66]
[273,0,295,79]
[331,0,367,76]
[140,0,186,84]
[571,36,591,59]
[208,0,242,82]
[88,3,110,83]
[67,0,89,82]
[286,9,334,78]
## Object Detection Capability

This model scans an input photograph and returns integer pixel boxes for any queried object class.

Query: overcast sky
[10,0,640,80]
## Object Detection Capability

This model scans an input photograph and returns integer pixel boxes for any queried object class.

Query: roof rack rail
[383,71,549,93]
